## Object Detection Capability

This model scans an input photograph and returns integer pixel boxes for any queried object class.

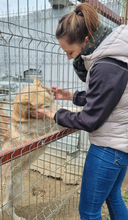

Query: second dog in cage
[0,78,61,220]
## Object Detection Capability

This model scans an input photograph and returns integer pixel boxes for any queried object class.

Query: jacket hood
[82,25,128,70]
[73,23,112,82]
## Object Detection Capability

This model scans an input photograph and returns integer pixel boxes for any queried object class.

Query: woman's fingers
[30,109,44,118]
[31,109,55,120]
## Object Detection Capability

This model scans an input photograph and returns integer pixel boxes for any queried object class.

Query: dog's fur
[0,102,10,142]
[0,78,62,220]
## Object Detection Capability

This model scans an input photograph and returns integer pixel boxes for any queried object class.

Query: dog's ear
[33,77,51,94]
[33,77,44,88]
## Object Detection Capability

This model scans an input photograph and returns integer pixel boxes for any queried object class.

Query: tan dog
[0,78,61,220]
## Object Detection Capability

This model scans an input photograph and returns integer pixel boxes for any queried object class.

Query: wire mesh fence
[0,0,127,219]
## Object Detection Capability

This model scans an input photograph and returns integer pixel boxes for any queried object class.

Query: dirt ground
[1,169,128,220]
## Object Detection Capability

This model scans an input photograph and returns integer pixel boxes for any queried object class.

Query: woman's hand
[31,108,55,120]
[51,86,74,101]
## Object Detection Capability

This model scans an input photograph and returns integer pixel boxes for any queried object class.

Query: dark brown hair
[56,3,99,44]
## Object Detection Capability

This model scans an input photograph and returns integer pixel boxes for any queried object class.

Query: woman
[31,3,128,220]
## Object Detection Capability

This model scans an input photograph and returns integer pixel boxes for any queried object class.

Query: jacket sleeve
[73,90,87,106]
[54,59,128,132]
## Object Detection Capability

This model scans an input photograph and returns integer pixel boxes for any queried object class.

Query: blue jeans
[79,144,128,220]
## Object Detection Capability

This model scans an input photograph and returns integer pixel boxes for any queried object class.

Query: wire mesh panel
[0,0,127,219]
